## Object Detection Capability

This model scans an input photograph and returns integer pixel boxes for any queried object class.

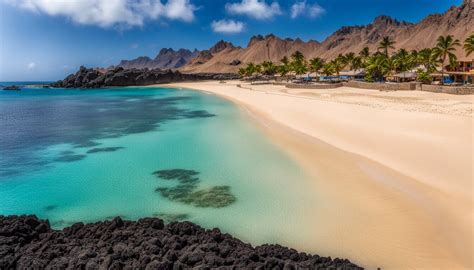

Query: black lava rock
[0,215,364,269]
[51,66,241,88]
[2,85,20,91]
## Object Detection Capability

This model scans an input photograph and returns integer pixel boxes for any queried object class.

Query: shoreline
[162,81,473,269]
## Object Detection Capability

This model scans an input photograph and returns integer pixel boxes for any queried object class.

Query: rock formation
[51,66,240,88]
[0,215,363,269]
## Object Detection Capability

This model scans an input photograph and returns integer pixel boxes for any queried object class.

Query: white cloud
[291,1,325,19]
[27,62,36,70]
[211,20,245,34]
[4,0,197,28]
[226,0,282,20]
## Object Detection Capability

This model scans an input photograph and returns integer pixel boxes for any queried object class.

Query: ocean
[0,84,320,249]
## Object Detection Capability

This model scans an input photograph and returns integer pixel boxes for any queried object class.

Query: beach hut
[339,69,366,81]
[391,72,417,82]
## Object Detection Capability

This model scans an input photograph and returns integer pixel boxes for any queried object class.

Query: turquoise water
[0,86,319,248]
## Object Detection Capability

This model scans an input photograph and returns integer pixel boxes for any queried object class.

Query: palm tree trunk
[441,54,446,85]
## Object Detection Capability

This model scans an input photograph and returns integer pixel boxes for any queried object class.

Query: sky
[0,0,462,81]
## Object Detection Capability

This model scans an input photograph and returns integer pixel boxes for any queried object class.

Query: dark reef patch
[182,110,216,118]
[0,215,363,269]
[44,205,57,211]
[86,147,124,154]
[73,141,101,149]
[54,154,87,163]
[153,169,236,208]
[153,169,199,181]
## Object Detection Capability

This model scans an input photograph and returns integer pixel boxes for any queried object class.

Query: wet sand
[161,81,473,269]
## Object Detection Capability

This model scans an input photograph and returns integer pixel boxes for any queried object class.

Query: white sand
[161,81,473,269]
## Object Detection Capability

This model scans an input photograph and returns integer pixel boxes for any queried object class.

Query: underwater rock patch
[153,169,199,181]
[153,169,236,208]
[86,146,124,154]
[54,154,86,162]
[182,110,216,118]
[187,186,236,208]
[44,205,57,211]
[73,141,101,149]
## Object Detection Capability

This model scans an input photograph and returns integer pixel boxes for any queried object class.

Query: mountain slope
[117,48,199,70]
[182,0,472,73]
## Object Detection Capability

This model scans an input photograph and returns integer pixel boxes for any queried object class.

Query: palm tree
[342,52,356,70]
[410,50,419,66]
[378,36,396,57]
[291,51,305,63]
[359,47,370,67]
[464,34,474,56]
[321,63,334,76]
[261,61,277,75]
[417,48,439,72]
[350,56,363,71]
[393,48,414,80]
[366,54,390,82]
[254,64,262,75]
[330,58,344,76]
[278,56,291,77]
[290,51,307,75]
[308,57,324,74]
[238,68,246,77]
[292,61,308,75]
[432,35,461,84]
[280,56,290,66]
[359,47,370,58]
[416,69,432,84]
[244,63,256,77]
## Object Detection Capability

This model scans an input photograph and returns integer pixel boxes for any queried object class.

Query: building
[390,72,417,83]
[339,69,366,81]
[445,58,474,84]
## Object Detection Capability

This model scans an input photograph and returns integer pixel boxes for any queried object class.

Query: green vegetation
[308,57,324,74]
[238,35,465,84]
[432,35,461,84]
[378,36,396,57]
[290,51,308,75]
[463,34,474,56]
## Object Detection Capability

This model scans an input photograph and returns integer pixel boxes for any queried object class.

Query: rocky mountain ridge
[116,48,199,70]
[181,0,472,73]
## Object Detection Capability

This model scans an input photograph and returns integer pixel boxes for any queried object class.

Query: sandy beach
[163,81,473,269]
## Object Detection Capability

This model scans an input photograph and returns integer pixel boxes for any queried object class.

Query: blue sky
[0,0,461,81]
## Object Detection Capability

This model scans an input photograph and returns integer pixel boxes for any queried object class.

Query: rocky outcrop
[209,40,235,54]
[0,215,363,269]
[2,85,20,91]
[116,48,200,70]
[51,66,240,88]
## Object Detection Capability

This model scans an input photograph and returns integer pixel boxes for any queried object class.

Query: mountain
[181,0,473,73]
[181,35,319,73]
[117,48,199,70]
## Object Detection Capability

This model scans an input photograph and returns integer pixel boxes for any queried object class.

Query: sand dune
[162,81,473,269]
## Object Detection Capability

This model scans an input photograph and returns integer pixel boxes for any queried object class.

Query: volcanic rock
[0,215,364,269]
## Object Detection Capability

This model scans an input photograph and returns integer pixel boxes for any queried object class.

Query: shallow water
[0,86,320,249]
